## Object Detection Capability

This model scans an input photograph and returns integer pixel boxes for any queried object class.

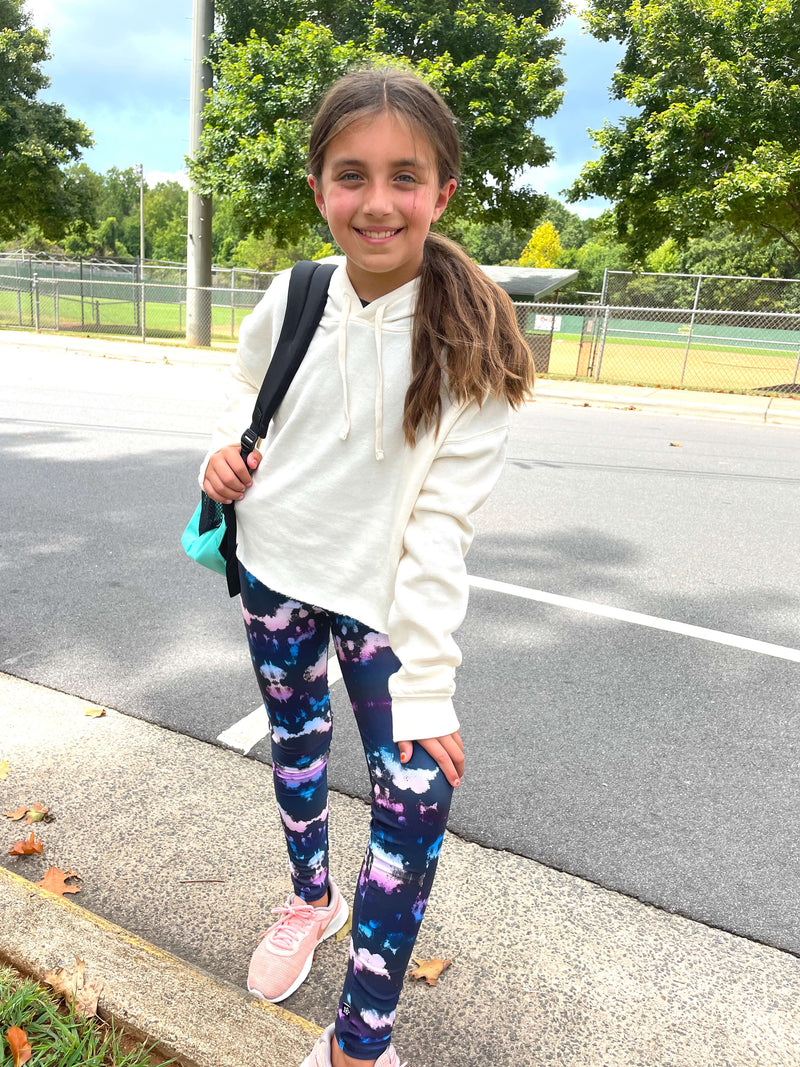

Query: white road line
[218,577,799,750]
[216,652,343,753]
[468,575,800,663]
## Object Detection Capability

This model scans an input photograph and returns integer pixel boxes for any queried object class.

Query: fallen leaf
[25,803,51,824]
[36,866,81,898]
[669,441,682,447]
[7,833,43,856]
[409,956,452,986]
[0,761,10,781]
[335,914,352,943]
[3,806,30,822]
[84,706,106,718]
[5,1026,32,1066]
[43,957,104,1018]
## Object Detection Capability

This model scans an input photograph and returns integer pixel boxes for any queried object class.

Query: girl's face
[308,111,457,302]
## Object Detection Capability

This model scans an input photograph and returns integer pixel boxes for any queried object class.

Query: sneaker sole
[247,894,350,1004]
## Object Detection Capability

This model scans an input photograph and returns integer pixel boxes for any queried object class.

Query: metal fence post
[679,275,703,386]
[793,343,800,386]
[593,305,611,381]
[54,280,60,331]
[230,269,235,338]
[33,273,40,331]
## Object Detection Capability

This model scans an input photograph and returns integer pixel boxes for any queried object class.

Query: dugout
[479,266,580,373]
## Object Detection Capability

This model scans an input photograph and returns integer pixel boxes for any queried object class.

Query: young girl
[201,67,534,1067]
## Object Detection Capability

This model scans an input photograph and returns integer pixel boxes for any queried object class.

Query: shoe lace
[262,899,316,951]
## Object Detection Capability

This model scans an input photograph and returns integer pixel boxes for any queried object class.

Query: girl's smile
[308,112,457,302]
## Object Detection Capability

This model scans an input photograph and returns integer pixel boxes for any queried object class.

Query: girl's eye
[395,173,417,183]
[338,171,362,182]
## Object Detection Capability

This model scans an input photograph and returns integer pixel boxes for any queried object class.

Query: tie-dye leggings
[239,566,453,1060]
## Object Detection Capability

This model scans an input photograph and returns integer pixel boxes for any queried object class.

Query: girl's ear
[308,174,327,220]
[431,178,457,223]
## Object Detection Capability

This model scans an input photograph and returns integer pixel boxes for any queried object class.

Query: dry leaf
[669,441,682,447]
[43,957,104,1018]
[409,956,452,986]
[5,1026,32,1067]
[36,866,81,898]
[335,914,352,943]
[25,802,51,824]
[0,761,10,781]
[4,803,52,824]
[85,706,106,718]
[3,806,30,822]
[7,833,43,856]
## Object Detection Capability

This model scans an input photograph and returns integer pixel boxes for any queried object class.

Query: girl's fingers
[398,740,413,764]
[416,735,464,787]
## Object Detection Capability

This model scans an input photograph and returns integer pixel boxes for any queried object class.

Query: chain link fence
[0,251,275,294]
[2,255,799,396]
[514,301,800,394]
[603,270,800,315]
[0,272,268,342]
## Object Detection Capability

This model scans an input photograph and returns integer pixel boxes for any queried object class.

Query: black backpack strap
[223,260,336,596]
[240,260,336,456]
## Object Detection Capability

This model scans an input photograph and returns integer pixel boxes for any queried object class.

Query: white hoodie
[201,263,509,743]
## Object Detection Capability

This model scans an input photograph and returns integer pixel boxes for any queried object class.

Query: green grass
[0,289,252,341]
[0,964,175,1067]
[544,330,799,362]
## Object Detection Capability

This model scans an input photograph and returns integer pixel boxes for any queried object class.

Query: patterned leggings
[239,566,453,1060]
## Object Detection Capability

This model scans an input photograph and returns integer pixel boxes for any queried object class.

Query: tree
[569,0,800,260]
[519,220,561,267]
[192,0,567,242]
[0,0,93,240]
[145,181,189,262]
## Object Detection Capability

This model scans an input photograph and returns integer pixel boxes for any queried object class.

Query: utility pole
[134,163,146,343]
[186,0,214,347]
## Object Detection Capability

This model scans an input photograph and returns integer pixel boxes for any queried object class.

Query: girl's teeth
[361,229,397,238]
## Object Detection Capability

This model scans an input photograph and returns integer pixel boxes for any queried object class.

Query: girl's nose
[362,182,392,216]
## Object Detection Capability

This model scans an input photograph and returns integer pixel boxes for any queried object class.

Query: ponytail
[403,232,535,445]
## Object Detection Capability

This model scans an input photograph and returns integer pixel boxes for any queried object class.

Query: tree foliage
[0,0,93,240]
[519,220,561,267]
[569,0,800,260]
[192,0,567,241]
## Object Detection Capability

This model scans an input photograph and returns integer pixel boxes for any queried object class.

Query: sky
[24,0,628,218]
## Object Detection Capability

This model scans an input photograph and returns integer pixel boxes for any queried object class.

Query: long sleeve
[387,396,509,742]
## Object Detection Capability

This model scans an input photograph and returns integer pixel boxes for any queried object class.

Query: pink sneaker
[247,880,349,1003]
[300,1023,407,1067]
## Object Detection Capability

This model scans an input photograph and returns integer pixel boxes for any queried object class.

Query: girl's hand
[397,731,464,788]
[203,444,262,504]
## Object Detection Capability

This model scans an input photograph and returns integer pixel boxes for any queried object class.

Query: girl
[201,67,534,1067]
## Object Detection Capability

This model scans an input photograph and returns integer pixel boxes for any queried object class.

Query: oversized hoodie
[200,263,510,743]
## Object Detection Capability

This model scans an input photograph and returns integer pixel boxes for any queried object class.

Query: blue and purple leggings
[239,566,453,1060]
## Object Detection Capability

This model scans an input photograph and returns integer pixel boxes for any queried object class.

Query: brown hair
[309,67,535,444]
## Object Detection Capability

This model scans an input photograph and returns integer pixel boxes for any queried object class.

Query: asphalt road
[2,344,799,957]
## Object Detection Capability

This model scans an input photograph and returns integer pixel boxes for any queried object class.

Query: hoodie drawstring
[374,304,385,462]
[338,294,352,441]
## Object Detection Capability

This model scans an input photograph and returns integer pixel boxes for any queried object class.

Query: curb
[0,866,320,1067]
[533,383,800,427]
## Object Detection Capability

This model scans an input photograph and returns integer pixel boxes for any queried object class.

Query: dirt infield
[545,337,800,394]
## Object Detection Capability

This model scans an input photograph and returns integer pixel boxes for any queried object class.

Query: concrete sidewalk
[1,672,798,1066]
[3,327,799,426]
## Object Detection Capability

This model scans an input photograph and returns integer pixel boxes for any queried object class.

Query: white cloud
[24,0,70,31]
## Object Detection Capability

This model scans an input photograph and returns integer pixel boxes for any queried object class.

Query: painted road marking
[468,575,800,663]
[218,577,799,752]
